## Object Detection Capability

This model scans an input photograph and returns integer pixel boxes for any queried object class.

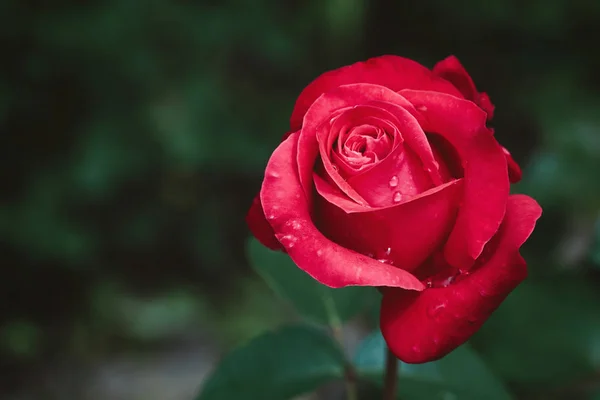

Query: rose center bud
[336,124,392,170]
[327,115,435,208]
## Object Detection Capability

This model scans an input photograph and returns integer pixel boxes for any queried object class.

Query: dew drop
[393,192,403,203]
[280,234,297,248]
[267,214,276,220]
[286,219,302,230]
[269,172,280,178]
[440,276,454,287]
[425,280,433,288]
[427,304,445,317]
[316,249,323,256]
[388,176,399,188]
[416,105,428,112]
[458,269,470,276]
[384,247,391,256]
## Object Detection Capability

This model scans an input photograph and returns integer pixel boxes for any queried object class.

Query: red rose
[246,55,541,363]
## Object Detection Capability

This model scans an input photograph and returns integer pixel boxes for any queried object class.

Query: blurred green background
[1,0,600,399]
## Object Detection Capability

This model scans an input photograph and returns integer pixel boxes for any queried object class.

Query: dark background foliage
[1,0,600,399]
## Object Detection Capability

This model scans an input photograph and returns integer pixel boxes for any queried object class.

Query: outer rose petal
[291,55,463,131]
[246,194,283,251]
[400,90,509,270]
[260,131,424,290]
[245,129,296,251]
[380,194,542,363]
[502,146,523,183]
[433,56,495,120]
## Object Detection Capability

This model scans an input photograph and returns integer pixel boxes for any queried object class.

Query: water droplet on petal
[267,214,276,220]
[279,234,297,248]
[459,269,470,276]
[286,219,302,230]
[384,247,391,256]
[393,192,403,203]
[440,276,454,287]
[425,280,433,288]
[427,304,446,317]
[269,172,280,178]
[416,105,427,112]
[316,249,323,256]
[388,176,399,188]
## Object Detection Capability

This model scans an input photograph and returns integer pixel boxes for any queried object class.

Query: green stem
[345,369,358,400]
[383,347,398,400]
[322,293,358,400]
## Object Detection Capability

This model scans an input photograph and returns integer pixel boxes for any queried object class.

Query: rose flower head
[246,55,541,363]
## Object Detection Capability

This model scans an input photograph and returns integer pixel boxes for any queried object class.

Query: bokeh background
[2,0,600,399]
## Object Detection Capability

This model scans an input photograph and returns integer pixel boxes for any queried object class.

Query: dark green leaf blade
[247,237,378,324]
[354,331,514,400]
[197,324,346,400]
[471,277,600,387]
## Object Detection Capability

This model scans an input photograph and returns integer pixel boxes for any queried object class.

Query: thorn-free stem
[383,346,398,400]
[323,292,357,400]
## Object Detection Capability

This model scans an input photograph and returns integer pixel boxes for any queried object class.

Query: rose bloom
[246,55,541,363]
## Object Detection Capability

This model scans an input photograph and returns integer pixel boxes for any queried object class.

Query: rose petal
[433,55,495,120]
[502,146,523,183]
[291,55,463,131]
[348,144,433,207]
[246,194,284,251]
[315,174,463,272]
[245,130,296,250]
[315,105,398,204]
[344,99,445,206]
[261,131,425,290]
[302,84,440,205]
[366,100,443,185]
[380,194,542,363]
[400,90,509,270]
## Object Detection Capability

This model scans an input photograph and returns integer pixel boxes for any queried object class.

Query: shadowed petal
[400,90,509,270]
[433,55,495,120]
[315,175,463,272]
[246,194,284,251]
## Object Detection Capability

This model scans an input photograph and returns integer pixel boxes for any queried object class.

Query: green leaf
[197,324,346,400]
[355,331,513,400]
[247,237,379,325]
[471,277,600,387]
